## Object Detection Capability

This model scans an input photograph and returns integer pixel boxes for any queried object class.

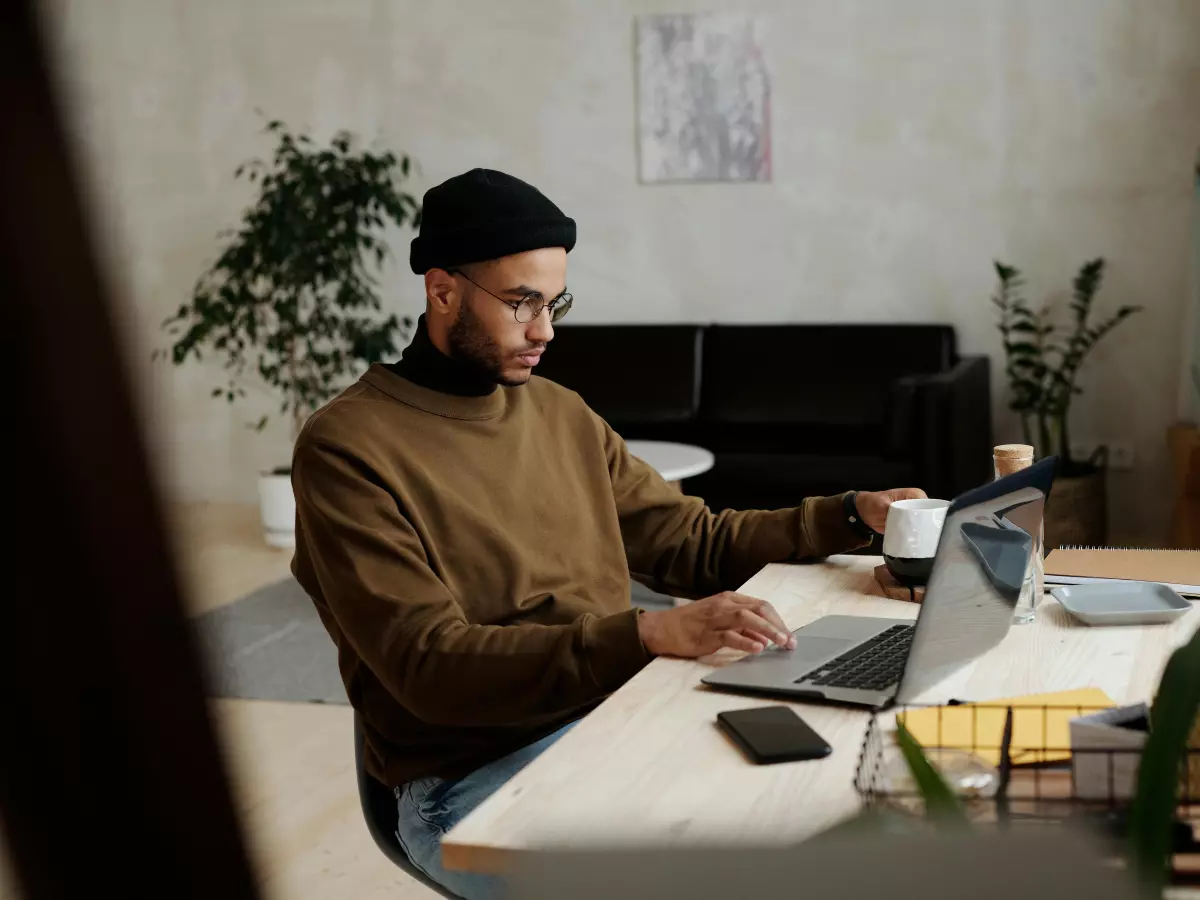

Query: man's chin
[497,366,534,387]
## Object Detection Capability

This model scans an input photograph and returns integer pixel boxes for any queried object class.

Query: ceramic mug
[883,498,950,586]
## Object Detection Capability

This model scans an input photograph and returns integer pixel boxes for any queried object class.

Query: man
[291,168,925,899]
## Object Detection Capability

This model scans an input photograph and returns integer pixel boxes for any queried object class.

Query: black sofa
[535,324,993,511]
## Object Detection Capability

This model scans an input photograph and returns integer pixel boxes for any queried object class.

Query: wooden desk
[441,555,1200,874]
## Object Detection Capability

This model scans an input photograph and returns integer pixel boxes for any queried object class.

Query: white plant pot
[258,471,296,549]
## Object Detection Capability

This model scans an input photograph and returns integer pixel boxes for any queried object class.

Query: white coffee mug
[883,498,950,585]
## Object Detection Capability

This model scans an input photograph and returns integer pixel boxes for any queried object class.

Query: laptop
[701,457,1058,708]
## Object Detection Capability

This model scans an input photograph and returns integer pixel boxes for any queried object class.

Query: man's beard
[446,297,525,387]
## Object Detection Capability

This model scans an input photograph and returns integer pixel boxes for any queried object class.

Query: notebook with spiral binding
[1044,547,1200,597]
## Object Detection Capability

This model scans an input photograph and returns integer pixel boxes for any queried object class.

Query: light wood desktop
[441,554,1200,875]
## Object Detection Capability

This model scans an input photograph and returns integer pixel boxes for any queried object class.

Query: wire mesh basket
[853,702,1200,883]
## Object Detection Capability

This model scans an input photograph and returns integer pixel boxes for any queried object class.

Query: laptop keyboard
[800,624,915,692]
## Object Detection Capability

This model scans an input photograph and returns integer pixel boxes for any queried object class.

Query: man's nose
[526,307,554,343]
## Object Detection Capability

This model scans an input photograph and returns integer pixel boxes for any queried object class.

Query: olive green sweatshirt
[291,364,864,785]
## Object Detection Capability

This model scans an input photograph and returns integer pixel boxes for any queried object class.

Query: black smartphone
[716,706,833,764]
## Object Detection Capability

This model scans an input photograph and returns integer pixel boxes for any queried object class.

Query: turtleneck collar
[386,314,496,398]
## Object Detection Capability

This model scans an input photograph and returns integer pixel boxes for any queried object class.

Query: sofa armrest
[892,355,993,499]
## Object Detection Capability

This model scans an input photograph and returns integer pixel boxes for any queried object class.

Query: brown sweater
[291,364,865,785]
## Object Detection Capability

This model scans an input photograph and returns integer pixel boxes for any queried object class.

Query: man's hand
[637,592,797,658]
[855,487,929,533]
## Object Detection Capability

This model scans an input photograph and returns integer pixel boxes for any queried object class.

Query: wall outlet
[1069,440,1135,470]
[1107,442,1135,470]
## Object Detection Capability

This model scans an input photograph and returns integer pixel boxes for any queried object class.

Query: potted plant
[991,259,1141,547]
[888,624,1200,891]
[158,120,420,547]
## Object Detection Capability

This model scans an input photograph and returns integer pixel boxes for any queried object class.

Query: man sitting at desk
[291,168,924,899]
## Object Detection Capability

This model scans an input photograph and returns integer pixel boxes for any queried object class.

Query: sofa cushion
[685,453,917,512]
[535,325,704,423]
[700,325,956,427]
[689,421,881,457]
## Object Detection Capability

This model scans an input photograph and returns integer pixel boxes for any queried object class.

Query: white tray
[1050,581,1190,626]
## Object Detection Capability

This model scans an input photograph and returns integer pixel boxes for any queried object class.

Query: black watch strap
[843,491,878,540]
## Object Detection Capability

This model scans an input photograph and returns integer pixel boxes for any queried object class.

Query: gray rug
[194,576,348,704]
[194,576,678,704]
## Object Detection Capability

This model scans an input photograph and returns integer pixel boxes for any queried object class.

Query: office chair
[353,712,464,899]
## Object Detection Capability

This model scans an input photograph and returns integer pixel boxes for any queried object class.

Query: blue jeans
[394,720,579,899]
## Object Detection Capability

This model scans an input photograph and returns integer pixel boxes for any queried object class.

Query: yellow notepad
[896,688,1116,766]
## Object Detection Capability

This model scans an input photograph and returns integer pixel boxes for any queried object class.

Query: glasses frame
[449,269,573,324]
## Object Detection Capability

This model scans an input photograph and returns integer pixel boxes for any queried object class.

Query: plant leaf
[1005,341,1038,355]
[994,261,1020,282]
[1127,627,1200,889]
[895,721,969,827]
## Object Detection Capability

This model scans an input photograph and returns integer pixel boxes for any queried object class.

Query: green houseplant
[1127,624,1200,891]
[891,626,1200,891]
[158,120,420,547]
[991,259,1141,546]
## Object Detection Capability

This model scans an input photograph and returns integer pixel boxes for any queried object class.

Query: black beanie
[409,169,576,274]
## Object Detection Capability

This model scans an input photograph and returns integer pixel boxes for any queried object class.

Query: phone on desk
[716,706,832,764]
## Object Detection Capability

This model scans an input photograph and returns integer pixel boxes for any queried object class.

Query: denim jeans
[394,720,579,899]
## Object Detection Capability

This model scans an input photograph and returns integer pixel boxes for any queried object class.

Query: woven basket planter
[1044,466,1107,550]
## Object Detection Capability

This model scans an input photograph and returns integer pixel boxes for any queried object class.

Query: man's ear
[425,268,459,317]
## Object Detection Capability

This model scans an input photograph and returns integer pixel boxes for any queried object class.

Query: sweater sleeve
[292,439,651,728]
[601,418,868,595]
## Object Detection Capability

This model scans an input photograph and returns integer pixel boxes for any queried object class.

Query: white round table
[625,440,715,485]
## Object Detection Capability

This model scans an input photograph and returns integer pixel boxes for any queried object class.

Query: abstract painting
[636,13,771,183]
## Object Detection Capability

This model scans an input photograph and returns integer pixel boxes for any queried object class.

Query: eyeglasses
[450,270,573,324]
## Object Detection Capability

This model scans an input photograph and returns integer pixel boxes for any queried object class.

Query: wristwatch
[843,491,878,541]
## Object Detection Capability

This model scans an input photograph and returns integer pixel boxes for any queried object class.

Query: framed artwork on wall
[635,14,771,184]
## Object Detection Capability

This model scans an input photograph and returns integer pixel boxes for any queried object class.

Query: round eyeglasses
[450,270,573,324]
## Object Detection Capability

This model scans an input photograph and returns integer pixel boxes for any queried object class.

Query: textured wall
[41,0,1200,542]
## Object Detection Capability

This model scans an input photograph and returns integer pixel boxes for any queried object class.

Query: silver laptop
[701,457,1057,708]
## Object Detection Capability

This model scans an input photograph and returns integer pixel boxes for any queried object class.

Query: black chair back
[353,713,463,899]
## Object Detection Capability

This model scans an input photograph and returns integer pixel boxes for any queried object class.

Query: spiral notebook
[1044,547,1200,598]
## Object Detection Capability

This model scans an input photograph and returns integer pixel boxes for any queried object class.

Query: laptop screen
[895,457,1057,704]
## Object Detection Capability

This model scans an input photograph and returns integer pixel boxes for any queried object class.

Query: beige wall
[42,0,1200,542]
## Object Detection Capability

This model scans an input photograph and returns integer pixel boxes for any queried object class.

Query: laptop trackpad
[789,635,855,669]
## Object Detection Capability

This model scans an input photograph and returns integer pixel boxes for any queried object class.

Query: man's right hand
[636,592,797,658]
